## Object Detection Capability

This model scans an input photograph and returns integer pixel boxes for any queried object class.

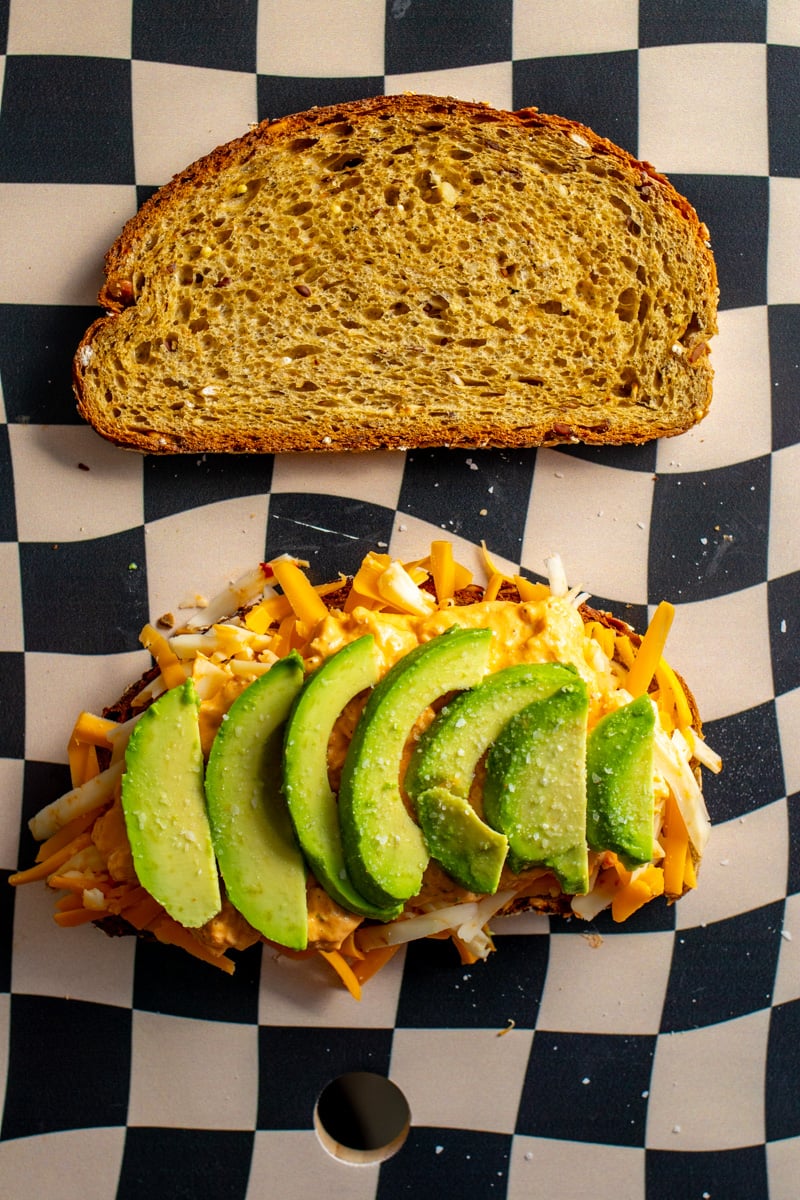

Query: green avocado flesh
[483,679,590,894]
[338,626,493,908]
[283,636,401,922]
[405,662,578,893]
[118,623,662,950]
[586,694,656,868]
[204,652,308,950]
[122,679,221,928]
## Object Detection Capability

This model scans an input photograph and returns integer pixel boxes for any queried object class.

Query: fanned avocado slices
[120,630,657,948]
[282,636,402,921]
[204,653,309,950]
[122,678,221,928]
[586,694,656,868]
[483,678,590,894]
[405,662,578,893]
[338,626,493,908]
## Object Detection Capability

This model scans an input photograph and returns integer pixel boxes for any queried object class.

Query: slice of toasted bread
[74,93,718,454]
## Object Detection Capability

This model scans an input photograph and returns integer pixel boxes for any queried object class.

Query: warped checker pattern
[0,1,799,1197]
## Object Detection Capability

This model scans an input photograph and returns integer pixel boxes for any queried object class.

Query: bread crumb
[179,594,208,609]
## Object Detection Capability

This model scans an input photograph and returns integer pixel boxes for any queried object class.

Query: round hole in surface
[314,1072,410,1165]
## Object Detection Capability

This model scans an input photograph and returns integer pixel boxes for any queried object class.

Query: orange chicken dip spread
[10,541,719,998]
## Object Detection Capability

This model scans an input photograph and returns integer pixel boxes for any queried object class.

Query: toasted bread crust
[74,94,718,454]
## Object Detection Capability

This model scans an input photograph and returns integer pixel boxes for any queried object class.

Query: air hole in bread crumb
[638,292,652,324]
[324,152,365,171]
[609,194,632,218]
[616,287,637,322]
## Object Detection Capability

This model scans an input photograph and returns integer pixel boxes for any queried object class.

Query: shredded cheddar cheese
[430,540,456,607]
[140,624,188,690]
[269,558,329,626]
[626,600,674,697]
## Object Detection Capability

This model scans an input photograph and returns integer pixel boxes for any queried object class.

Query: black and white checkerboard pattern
[1,1,798,1196]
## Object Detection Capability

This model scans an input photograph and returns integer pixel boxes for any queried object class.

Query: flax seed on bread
[74,93,718,454]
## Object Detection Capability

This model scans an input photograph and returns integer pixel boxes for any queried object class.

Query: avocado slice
[406,662,578,893]
[338,626,493,907]
[122,678,221,928]
[483,678,590,894]
[283,636,401,921]
[586,694,656,868]
[205,652,308,950]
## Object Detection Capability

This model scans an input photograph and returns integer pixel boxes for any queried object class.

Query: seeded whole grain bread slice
[74,93,718,454]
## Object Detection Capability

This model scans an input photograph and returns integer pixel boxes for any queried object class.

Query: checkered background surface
[0,1,798,1196]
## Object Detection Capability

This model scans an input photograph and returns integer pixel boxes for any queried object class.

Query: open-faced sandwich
[11,543,720,997]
